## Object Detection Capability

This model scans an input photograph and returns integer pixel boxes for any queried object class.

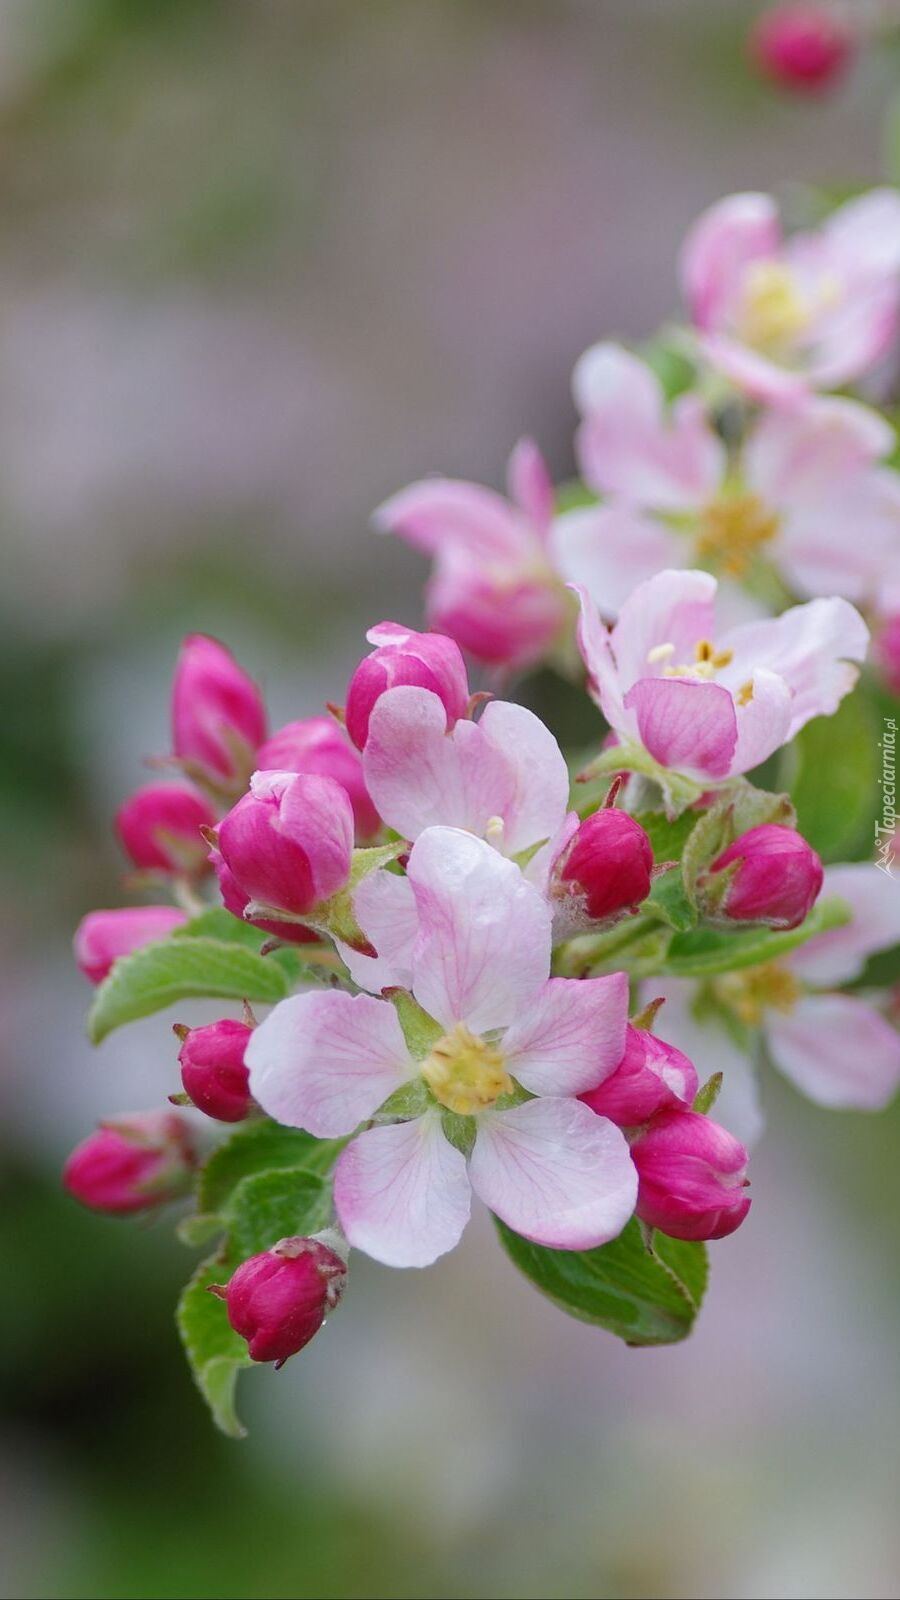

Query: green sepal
[389,989,443,1059]
[659,895,851,978]
[692,1071,723,1115]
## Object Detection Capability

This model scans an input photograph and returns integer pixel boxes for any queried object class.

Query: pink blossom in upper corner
[701,823,823,930]
[552,344,900,613]
[344,622,470,750]
[115,781,217,878]
[550,808,654,931]
[575,568,868,799]
[256,716,381,840]
[218,1234,348,1366]
[630,1110,751,1241]
[171,634,267,793]
[74,905,187,985]
[246,827,636,1268]
[374,440,572,671]
[580,1022,699,1127]
[177,1018,254,1122]
[215,770,354,921]
[63,1111,197,1214]
[679,188,900,402]
[750,4,855,95]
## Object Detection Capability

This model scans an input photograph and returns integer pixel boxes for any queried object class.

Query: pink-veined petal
[680,192,781,331]
[573,585,630,733]
[333,1113,471,1268]
[729,667,794,775]
[336,869,418,994]
[469,1097,637,1249]
[246,990,414,1138]
[476,699,570,857]
[766,993,900,1111]
[625,676,737,780]
[610,567,718,693]
[717,595,869,737]
[406,826,550,1033]
[788,863,900,986]
[550,502,677,619]
[502,974,629,1097]
[373,478,535,563]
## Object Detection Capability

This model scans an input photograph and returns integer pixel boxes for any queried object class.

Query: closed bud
[553,808,654,924]
[74,905,187,985]
[63,1111,197,1215]
[580,1023,699,1126]
[116,782,216,877]
[703,823,823,931]
[216,770,354,920]
[256,717,381,841]
[177,1019,253,1122]
[631,1109,751,1242]
[219,1234,348,1366]
[345,622,469,750]
[750,4,854,94]
[171,634,267,790]
[209,848,319,945]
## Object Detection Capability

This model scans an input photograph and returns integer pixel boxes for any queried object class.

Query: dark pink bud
[580,1024,699,1126]
[63,1111,197,1215]
[706,824,823,931]
[256,717,381,841]
[631,1110,751,1242]
[116,782,217,877]
[171,634,267,788]
[345,622,469,750]
[555,809,654,922]
[177,1019,253,1122]
[750,4,854,94]
[210,848,319,945]
[875,612,900,697]
[74,905,187,985]
[216,771,354,919]
[222,1235,348,1366]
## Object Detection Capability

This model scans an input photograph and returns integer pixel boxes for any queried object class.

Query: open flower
[374,439,571,671]
[553,345,900,613]
[575,567,868,804]
[679,188,900,402]
[246,828,636,1267]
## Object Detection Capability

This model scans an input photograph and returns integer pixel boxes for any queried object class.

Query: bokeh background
[3,2,900,1596]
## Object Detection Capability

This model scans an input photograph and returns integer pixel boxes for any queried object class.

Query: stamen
[737,680,754,706]
[647,642,676,665]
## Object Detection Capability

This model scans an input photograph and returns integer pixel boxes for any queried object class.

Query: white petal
[502,975,629,1097]
[333,1113,471,1267]
[788,863,900,987]
[766,993,900,1111]
[550,503,677,618]
[336,869,418,993]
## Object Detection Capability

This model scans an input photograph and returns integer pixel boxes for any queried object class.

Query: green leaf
[173,906,323,987]
[781,693,879,861]
[646,868,697,933]
[494,1217,708,1346]
[225,1167,331,1259]
[633,809,698,864]
[198,1119,345,1214]
[660,895,850,977]
[176,1254,252,1439]
[87,937,294,1044]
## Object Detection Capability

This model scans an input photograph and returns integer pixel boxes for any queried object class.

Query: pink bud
[750,4,854,94]
[345,622,469,750]
[216,771,354,918]
[256,717,380,841]
[177,1019,253,1122]
[554,809,654,922]
[63,1111,197,1215]
[706,824,823,931]
[426,565,567,671]
[116,782,217,877]
[580,1024,699,1126]
[631,1110,751,1242]
[171,634,267,788]
[875,612,900,697]
[222,1235,348,1366]
[74,905,187,985]
[210,848,320,945]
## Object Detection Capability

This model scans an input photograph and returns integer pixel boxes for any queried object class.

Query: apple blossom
[215,770,354,922]
[344,622,469,750]
[551,807,654,928]
[171,634,267,791]
[215,1235,348,1366]
[177,1018,254,1122]
[64,1112,197,1215]
[580,1022,699,1127]
[630,1109,751,1241]
[74,905,187,985]
[209,847,321,945]
[750,4,855,94]
[256,716,381,840]
[702,823,823,930]
[115,781,216,878]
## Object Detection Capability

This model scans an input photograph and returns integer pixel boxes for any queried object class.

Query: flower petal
[333,1113,471,1267]
[729,667,794,776]
[373,478,535,563]
[625,676,737,780]
[649,978,765,1147]
[336,869,418,993]
[469,1097,637,1250]
[679,191,781,332]
[246,990,414,1137]
[610,567,718,693]
[744,397,893,508]
[406,826,551,1033]
[766,993,900,1111]
[502,974,629,1097]
[788,863,900,986]
[717,596,869,737]
[550,502,676,618]
[507,436,554,533]
[476,700,570,857]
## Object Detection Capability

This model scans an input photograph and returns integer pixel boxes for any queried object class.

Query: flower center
[694,492,779,579]
[713,961,801,1026]
[737,261,811,353]
[650,637,734,681]
[421,1023,513,1115]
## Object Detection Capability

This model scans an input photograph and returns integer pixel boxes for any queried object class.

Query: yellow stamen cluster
[713,961,801,1027]
[695,492,779,579]
[737,261,811,353]
[659,637,734,681]
[421,1023,514,1116]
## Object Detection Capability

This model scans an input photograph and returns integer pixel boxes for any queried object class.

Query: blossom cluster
[65,183,900,1429]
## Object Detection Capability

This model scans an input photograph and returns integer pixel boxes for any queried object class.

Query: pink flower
[115,781,216,878]
[679,188,900,402]
[750,4,855,95]
[171,634,267,791]
[63,1111,197,1214]
[74,905,187,985]
[209,847,320,946]
[256,716,381,841]
[630,1110,751,1241]
[177,1018,254,1122]
[344,622,469,751]
[217,1235,348,1366]
[247,828,636,1267]
[553,344,900,612]
[374,441,571,670]
[703,823,824,930]
[551,808,654,927]
[874,608,900,696]
[216,770,354,920]
[575,568,868,798]
[580,1023,699,1126]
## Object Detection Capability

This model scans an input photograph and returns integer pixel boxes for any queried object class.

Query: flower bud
[553,809,654,923]
[631,1109,751,1242]
[750,4,854,94]
[177,1019,253,1122]
[63,1111,197,1215]
[256,717,380,841]
[580,1024,699,1126]
[171,634,267,789]
[216,771,354,919]
[704,824,823,931]
[875,611,900,698]
[210,848,319,945]
[426,565,567,671]
[74,905,187,985]
[219,1234,348,1366]
[115,782,216,877]
[345,622,469,750]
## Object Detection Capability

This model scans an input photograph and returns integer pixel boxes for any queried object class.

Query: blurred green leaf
[495,1217,707,1346]
[646,867,697,932]
[87,937,293,1043]
[781,694,879,862]
[198,1119,345,1214]
[176,1255,252,1440]
[660,895,850,977]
